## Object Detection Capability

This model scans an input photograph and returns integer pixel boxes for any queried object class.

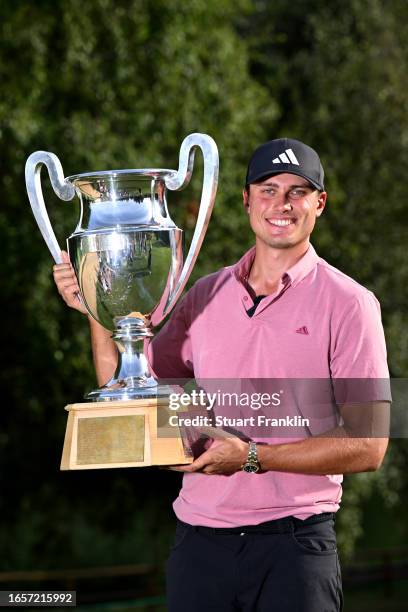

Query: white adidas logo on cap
[272,148,300,165]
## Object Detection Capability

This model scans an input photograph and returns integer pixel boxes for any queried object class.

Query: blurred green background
[1,0,408,609]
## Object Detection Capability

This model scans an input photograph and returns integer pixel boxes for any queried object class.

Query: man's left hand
[170,436,249,475]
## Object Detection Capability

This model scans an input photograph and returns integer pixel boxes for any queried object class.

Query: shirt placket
[240,277,291,318]
[255,278,291,316]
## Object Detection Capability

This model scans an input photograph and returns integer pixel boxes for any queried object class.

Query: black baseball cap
[245,138,325,191]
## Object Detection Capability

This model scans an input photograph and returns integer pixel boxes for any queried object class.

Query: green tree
[0,0,276,571]
[2,0,407,579]
[243,0,408,557]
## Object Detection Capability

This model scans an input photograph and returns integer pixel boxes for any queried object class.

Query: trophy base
[60,398,193,470]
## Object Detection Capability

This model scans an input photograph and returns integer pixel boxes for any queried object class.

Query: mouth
[265,217,296,227]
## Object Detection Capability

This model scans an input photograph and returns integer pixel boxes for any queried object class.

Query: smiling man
[53,138,391,612]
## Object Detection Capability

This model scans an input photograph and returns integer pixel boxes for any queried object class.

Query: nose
[273,192,292,211]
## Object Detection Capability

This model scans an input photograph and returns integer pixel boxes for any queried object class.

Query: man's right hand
[53,251,88,315]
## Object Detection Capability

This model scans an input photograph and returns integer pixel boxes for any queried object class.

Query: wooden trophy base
[60,397,193,470]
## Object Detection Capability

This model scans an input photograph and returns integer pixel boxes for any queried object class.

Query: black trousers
[166,513,343,612]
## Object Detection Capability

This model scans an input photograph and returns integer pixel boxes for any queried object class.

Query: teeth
[268,219,292,226]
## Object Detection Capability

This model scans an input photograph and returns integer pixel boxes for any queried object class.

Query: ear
[315,191,327,217]
[243,188,250,213]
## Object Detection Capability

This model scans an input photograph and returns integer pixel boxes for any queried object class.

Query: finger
[202,467,220,475]
[57,287,81,302]
[53,266,74,277]
[60,287,82,305]
[54,276,78,290]
[61,251,71,264]
[55,274,78,285]
[53,267,75,277]
[53,269,75,282]
[181,452,213,472]
[53,261,74,271]
[58,281,80,292]
[56,279,79,292]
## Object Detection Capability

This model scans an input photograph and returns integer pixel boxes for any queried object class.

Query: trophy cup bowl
[66,170,185,401]
[25,134,219,469]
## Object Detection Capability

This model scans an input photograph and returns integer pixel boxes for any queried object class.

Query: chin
[265,238,297,249]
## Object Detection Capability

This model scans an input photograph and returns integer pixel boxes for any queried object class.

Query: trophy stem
[86,318,161,401]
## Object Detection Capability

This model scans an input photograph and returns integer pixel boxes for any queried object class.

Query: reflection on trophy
[25,133,218,470]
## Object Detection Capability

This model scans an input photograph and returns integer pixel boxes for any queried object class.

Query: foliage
[1,0,407,574]
[0,0,275,571]
[244,0,408,374]
[242,0,408,556]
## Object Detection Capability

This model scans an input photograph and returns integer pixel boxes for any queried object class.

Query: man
[54,138,390,612]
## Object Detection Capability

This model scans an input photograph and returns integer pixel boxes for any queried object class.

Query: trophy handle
[25,151,76,264]
[163,133,219,316]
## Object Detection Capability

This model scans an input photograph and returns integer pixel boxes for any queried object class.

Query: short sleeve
[330,291,391,403]
[145,293,194,379]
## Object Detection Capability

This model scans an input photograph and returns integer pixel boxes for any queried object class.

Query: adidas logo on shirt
[272,148,300,165]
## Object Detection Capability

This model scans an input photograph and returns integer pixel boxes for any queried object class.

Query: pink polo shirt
[148,245,390,527]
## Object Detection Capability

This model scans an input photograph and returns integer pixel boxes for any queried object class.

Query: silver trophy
[25,133,218,469]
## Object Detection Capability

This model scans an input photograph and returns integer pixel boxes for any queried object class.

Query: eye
[290,188,308,198]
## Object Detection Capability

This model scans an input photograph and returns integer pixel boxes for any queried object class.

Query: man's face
[242,173,327,250]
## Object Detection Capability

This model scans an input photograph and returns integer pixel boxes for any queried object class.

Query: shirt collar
[233,246,256,283]
[285,244,319,287]
[233,244,319,288]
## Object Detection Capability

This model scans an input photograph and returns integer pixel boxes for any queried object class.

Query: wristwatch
[241,442,260,473]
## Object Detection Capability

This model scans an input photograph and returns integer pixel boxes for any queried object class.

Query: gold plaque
[77,415,145,464]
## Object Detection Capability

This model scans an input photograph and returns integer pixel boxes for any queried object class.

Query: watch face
[243,462,259,473]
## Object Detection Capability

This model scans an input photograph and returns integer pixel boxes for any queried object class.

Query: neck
[248,239,310,295]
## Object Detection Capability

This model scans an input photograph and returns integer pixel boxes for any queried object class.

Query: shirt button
[243,296,248,301]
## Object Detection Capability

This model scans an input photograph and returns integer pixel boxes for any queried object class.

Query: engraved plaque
[77,415,145,464]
